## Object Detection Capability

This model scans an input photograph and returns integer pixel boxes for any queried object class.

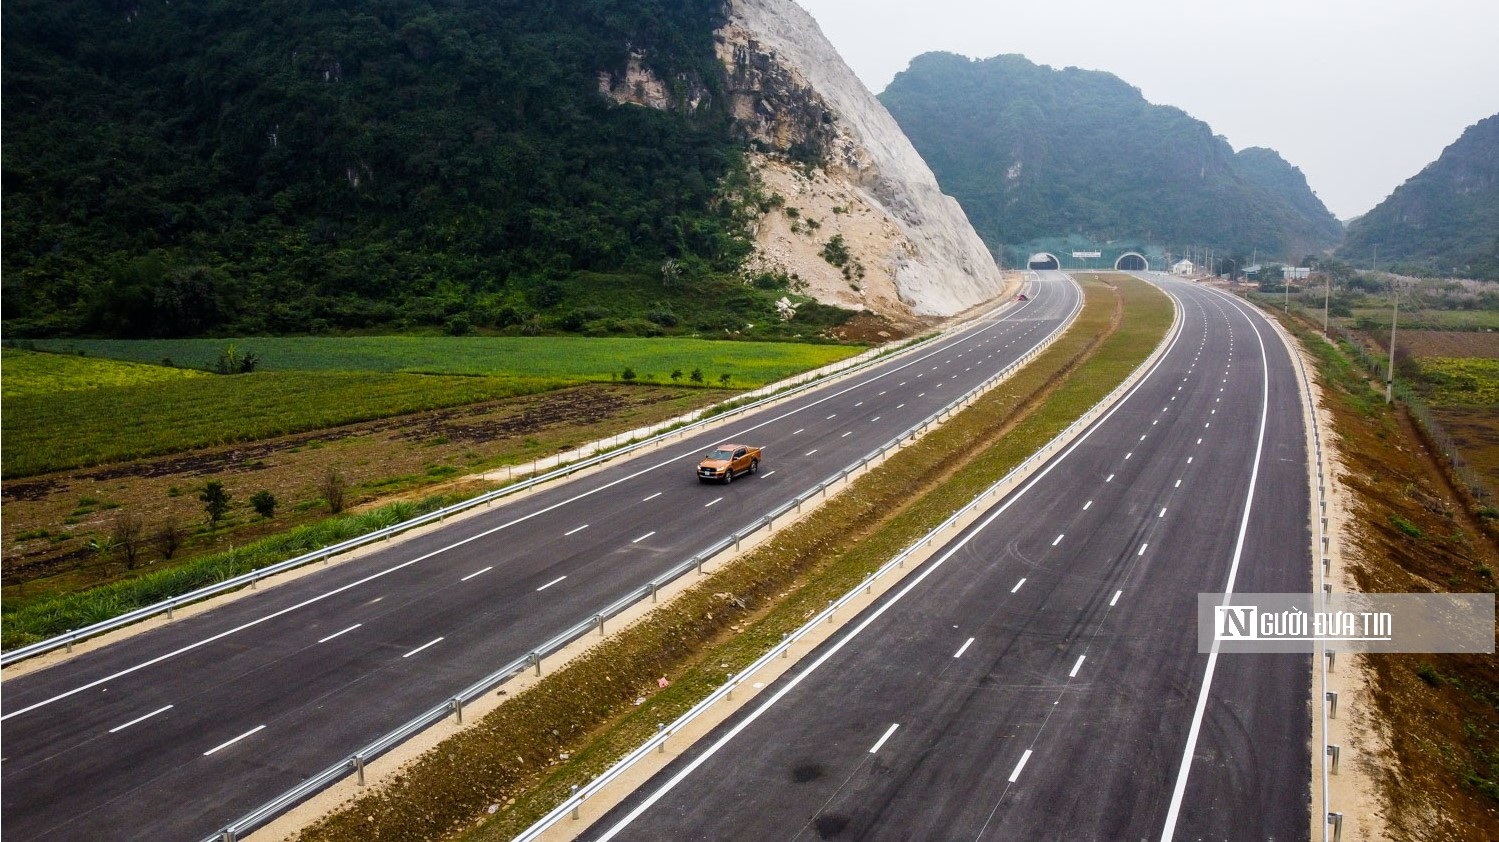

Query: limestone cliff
[717,0,1006,318]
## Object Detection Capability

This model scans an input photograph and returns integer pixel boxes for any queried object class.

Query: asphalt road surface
[584,276,1312,842]
[1,274,1081,840]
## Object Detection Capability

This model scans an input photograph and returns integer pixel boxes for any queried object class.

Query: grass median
[294,274,1173,842]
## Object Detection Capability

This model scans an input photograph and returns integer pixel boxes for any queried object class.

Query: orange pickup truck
[696,443,761,484]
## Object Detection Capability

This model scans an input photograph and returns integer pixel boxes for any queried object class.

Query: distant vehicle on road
[1016,293,1029,301]
[697,444,761,484]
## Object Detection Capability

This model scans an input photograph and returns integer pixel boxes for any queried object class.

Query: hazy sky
[798,0,1499,220]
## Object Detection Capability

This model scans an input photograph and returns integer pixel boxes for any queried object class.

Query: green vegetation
[0,494,467,650]
[2,339,860,477]
[2,371,566,478]
[1,0,856,339]
[879,52,1343,260]
[1339,114,1499,280]
[21,335,861,378]
[1421,357,1499,406]
[293,275,1174,842]
[1,347,207,399]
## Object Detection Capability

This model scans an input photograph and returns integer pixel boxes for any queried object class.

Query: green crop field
[1419,357,1499,406]
[25,336,863,383]
[2,371,571,478]
[2,348,208,399]
[1347,308,1499,331]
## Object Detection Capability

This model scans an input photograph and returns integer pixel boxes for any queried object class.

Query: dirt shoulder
[1261,302,1499,841]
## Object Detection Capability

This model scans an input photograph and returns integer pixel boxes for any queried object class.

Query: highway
[0,274,1081,840]
[584,276,1312,841]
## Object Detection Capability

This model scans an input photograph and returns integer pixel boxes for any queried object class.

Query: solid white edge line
[1159,285,1273,842]
[632,531,656,544]
[109,704,173,734]
[1068,655,1086,678]
[204,724,266,756]
[461,566,493,582]
[595,277,1182,842]
[317,623,363,643]
[953,637,975,658]
[402,637,444,659]
[868,723,900,754]
[1008,749,1034,783]
[537,576,567,591]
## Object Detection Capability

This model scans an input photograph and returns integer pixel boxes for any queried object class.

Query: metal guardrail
[2,305,1005,668]
[509,282,1185,842]
[202,283,1086,841]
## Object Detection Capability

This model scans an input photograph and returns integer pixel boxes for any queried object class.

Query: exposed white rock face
[720,0,1004,316]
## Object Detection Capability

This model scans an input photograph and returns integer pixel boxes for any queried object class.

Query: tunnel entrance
[1027,252,1060,270]
[1114,252,1148,271]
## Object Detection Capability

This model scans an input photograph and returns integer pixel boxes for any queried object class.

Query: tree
[153,519,183,560]
[718,373,731,387]
[321,468,347,514]
[250,490,277,519]
[690,368,704,384]
[621,367,637,382]
[660,258,683,291]
[200,481,231,529]
[670,368,683,382]
[111,513,145,570]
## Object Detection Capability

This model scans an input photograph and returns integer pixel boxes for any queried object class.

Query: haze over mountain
[1,0,998,339]
[878,52,1344,264]
[1339,114,1499,280]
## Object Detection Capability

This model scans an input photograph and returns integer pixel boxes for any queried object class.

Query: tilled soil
[1,384,712,594]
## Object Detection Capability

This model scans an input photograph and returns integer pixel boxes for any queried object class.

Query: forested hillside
[2,0,845,338]
[878,53,1343,260]
[1339,114,1499,279]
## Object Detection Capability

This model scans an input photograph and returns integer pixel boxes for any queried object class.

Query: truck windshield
[707,449,735,460]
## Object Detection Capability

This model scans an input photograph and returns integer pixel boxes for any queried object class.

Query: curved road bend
[1,274,1081,840]
[585,276,1312,841]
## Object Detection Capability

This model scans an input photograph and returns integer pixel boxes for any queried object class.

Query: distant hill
[1339,114,1499,279]
[878,53,1344,262]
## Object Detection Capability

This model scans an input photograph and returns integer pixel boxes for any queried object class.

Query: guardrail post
[166,601,174,621]
[532,652,542,676]
[657,723,666,752]
[354,754,366,786]
[727,676,734,700]
[650,582,659,603]
[66,635,73,653]
[782,633,790,658]
[220,831,238,842]
[1326,691,1338,719]
[1327,744,1341,774]
[697,556,706,575]
[596,615,605,636]
[1327,812,1343,842]
[827,601,835,623]
[570,785,580,820]
[451,697,463,725]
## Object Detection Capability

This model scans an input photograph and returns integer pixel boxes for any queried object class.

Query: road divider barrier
[506,281,1183,842]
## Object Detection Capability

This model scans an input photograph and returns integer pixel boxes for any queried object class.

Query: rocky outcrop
[718,0,1006,317]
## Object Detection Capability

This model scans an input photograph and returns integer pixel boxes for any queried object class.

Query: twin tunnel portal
[1027,251,1148,271]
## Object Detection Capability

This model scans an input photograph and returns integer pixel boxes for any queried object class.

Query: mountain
[1339,114,1499,279]
[877,52,1344,263]
[1,0,999,339]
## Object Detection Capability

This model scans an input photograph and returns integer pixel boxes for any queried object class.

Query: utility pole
[1284,267,1290,311]
[1386,279,1399,404]
[1322,266,1331,335]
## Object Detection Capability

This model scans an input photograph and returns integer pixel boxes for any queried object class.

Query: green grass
[1347,308,1499,331]
[2,347,208,399]
[1420,357,1499,406]
[23,336,864,382]
[294,274,1174,842]
[0,494,466,650]
[1,371,570,478]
